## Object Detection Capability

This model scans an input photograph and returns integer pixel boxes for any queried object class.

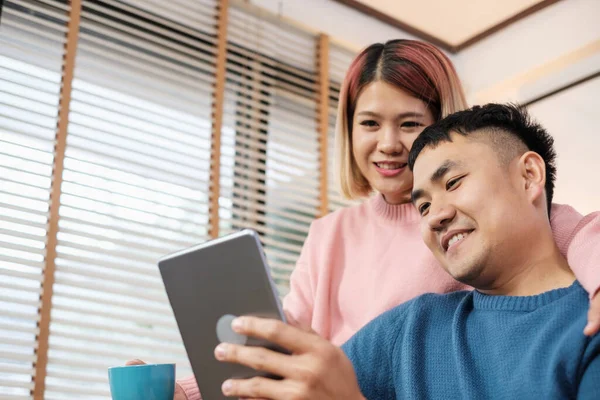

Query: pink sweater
[179,195,600,399]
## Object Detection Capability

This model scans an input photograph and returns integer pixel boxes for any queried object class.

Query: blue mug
[108,363,175,400]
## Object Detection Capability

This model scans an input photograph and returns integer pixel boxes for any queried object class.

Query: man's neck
[479,235,575,297]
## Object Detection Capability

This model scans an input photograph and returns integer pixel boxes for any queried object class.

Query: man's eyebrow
[430,160,461,183]
[411,160,462,205]
[411,188,425,205]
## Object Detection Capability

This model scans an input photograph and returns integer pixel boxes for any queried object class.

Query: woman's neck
[371,193,420,224]
[381,191,412,205]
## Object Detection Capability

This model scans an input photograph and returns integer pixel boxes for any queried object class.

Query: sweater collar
[472,280,581,311]
[370,193,420,225]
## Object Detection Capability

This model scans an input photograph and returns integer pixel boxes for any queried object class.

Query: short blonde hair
[335,40,469,199]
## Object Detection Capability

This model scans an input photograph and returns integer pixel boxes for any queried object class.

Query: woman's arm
[281,222,321,330]
[176,376,198,400]
[551,204,600,335]
[551,204,600,296]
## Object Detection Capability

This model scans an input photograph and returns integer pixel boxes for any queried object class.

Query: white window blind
[219,4,321,296]
[41,0,218,398]
[1,0,345,398]
[328,42,360,212]
[0,0,68,398]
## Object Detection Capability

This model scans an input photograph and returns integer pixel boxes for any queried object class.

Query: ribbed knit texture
[179,199,600,400]
[343,281,600,399]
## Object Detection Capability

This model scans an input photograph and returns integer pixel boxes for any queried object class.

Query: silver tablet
[158,229,287,400]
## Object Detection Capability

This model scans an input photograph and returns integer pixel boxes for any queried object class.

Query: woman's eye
[360,120,378,128]
[446,176,463,190]
[401,121,422,128]
[418,202,430,216]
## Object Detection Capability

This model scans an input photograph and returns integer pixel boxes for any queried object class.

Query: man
[215,104,600,399]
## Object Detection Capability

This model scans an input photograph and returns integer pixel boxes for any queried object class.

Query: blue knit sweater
[342,281,600,399]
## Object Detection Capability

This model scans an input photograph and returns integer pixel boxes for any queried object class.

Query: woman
[139,40,600,399]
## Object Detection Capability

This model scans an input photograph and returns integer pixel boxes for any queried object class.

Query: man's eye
[418,202,430,216]
[446,176,463,190]
[360,120,378,127]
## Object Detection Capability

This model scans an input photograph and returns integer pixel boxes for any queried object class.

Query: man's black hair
[408,103,557,213]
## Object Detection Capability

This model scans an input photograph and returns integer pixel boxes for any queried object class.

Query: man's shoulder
[359,290,472,334]
[342,291,471,364]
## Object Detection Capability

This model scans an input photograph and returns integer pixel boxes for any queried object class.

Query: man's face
[411,133,528,287]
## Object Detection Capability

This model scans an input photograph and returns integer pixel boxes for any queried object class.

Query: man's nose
[428,203,456,231]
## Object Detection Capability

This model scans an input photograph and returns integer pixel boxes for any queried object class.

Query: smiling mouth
[374,162,407,170]
[444,230,474,252]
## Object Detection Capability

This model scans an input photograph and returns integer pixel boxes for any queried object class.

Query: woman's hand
[584,290,600,336]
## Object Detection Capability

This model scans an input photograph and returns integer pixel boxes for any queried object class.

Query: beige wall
[527,77,600,215]
[458,0,600,104]
[456,0,599,215]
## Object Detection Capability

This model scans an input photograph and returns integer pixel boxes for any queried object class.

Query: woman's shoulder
[310,200,372,234]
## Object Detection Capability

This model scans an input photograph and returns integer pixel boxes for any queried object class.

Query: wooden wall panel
[33,0,82,398]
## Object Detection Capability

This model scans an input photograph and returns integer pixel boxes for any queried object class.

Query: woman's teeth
[375,162,405,170]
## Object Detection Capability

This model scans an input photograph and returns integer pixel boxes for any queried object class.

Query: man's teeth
[375,162,405,170]
[448,232,468,248]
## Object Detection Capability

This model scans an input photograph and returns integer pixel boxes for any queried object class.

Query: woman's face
[352,81,435,204]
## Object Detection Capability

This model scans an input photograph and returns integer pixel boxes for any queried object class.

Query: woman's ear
[519,151,546,205]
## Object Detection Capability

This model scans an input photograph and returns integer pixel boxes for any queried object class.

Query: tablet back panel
[159,229,284,400]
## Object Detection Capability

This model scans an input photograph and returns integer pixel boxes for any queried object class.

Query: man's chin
[449,263,485,286]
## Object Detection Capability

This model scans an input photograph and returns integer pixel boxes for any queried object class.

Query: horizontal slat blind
[219,4,320,296]
[0,0,69,398]
[1,1,347,397]
[42,1,218,398]
[328,43,361,212]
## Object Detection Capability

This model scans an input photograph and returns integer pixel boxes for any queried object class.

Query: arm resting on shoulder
[551,205,600,297]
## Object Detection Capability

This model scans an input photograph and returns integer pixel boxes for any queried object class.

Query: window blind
[0,0,353,397]
[219,3,321,296]
[40,0,219,398]
[0,0,69,398]
[328,42,360,212]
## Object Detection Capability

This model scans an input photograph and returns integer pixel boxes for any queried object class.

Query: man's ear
[518,151,546,205]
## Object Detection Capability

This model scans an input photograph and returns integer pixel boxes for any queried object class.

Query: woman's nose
[377,128,403,155]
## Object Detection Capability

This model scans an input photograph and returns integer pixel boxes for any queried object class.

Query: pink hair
[336,40,468,199]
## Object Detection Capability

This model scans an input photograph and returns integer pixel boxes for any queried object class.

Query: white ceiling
[352,0,545,46]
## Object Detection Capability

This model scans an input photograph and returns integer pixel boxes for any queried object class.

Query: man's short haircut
[408,103,557,214]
